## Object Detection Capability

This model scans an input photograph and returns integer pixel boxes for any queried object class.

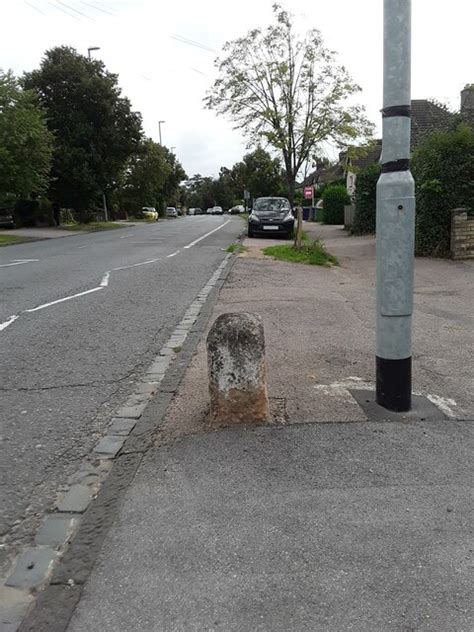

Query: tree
[23,47,143,217]
[117,140,186,216]
[231,147,286,200]
[0,71,53,204]
[205,4,373,205]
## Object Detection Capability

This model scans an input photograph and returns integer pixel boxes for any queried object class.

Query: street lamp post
[376,0,415,412]
[87,46,100,59]
[158,120,165,145]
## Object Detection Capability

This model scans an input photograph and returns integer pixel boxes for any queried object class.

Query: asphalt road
[0,216,242,577]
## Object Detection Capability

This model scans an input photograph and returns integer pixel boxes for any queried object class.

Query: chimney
[461,84,474,126]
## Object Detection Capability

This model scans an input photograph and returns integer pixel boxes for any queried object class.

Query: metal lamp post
[87,46,100,59]
[376,0,415,411]
[158,120,165,145]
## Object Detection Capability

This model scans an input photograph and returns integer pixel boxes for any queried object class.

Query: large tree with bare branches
[205,4,373,205]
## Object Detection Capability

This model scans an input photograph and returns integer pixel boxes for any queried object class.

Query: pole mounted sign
[376,0,415,412]
[304,186,313,200]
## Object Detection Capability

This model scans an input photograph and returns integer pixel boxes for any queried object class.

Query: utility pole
[376,0,415,412]
[87,46,100,59]
[158,120,165,145]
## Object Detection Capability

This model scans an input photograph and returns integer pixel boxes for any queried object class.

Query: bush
[412,124,474,256]
[14,199,39,227]
[60,208,76,224]
[351,164,381,235]
[321,185,350,225]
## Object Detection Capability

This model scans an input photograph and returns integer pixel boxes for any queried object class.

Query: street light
[171,146,176,153]
[158,120,165,145]
[87,46,100,59]
[376,0,415,411]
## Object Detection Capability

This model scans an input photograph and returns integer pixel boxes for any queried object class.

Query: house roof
[298,99,456,186]
[410,99,454,149]
[298,163,345,189]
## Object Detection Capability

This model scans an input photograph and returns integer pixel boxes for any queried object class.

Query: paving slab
[93,435,125,458]
[35,515,77,547]
[56,486,92,514]
[5,548,57,590]
[68,420,474,632]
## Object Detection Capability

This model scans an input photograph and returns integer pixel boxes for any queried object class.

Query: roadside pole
[376,0,415,411]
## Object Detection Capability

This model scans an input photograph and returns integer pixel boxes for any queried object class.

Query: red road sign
[304,186,313,200]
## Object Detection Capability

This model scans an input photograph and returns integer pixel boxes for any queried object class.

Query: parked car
[247,197,295,238]
[212,206,224,215]
[0,207,16,228]
[206,207,214,215]
[166,207,178,218]
[229,205,245,215]
[194,207,203,215]
[142,207,158,221]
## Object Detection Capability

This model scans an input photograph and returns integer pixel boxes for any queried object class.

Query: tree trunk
[286,173,295,208]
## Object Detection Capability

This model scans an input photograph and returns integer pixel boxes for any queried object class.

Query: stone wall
[451,208,474,259]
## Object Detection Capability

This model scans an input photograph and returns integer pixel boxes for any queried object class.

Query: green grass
[262,239,338,267]
[226,243,248,254]
[172,346,183,353]
[239,212,249,221]
[0,234,34,246]
[62,222,125,232]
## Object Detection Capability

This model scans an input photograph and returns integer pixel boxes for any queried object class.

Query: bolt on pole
[376,0,415,412]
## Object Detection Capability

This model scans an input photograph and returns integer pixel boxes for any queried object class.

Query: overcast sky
[1,0,473,178]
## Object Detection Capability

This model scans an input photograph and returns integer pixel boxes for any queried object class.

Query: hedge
[351,164,380,235]
[321,185,350,225]
[412,124,474,256]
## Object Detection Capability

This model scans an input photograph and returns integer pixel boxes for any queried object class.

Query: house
[345,85,473,198]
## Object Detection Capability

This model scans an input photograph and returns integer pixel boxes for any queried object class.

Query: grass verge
[0,235,34,247]
[62,222,125,232]
[226,243,248,254]
[263,239,338,267]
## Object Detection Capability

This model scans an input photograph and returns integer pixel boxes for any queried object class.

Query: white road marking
[24,287,103,313]
[167,251,179,258]
[100,271,111,287]
[184,220,231,249]
[0,259,39,268]
[0,315,19,331]
[113,258,160,271]
[427,394,458,418]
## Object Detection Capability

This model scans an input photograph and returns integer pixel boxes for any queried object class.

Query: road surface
[0,215,242,577]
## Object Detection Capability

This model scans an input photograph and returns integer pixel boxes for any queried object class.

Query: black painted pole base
[376,356,412,412]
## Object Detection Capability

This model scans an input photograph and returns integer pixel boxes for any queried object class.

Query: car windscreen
[254,199,290,214]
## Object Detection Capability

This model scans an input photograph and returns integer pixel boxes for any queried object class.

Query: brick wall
[451,208,474,259]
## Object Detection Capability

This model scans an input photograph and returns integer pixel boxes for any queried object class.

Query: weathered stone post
[207,313,269,425]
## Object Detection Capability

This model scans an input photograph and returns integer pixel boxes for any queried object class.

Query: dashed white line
[0,259,39,268]
[167,251,179,258]
[184,220,231,249]
[0,315,19,331]
[100,271,111,287]
[24,287,103,313]
[113,258,160,271]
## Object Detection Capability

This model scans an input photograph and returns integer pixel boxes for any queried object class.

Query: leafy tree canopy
[0,70,53,204]
[23,46,143,211]
[205,4,373,204]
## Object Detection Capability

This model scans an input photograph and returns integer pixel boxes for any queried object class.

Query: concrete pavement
[8,222,474,631]
[67,418,473,632]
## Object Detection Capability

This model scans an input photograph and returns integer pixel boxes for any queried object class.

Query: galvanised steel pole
[376,0,415,411]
